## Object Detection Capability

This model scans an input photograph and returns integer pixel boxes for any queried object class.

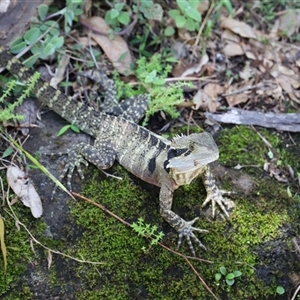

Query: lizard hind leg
[52,142,116,197]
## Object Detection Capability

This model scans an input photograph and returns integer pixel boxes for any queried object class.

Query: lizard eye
[189,142,195,152]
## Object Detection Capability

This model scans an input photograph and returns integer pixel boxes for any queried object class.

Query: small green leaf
[110,8,120,19]
[38,4,49,21]
[188,0,201,9]
[152,78,165,85]
[225,278,235,286]
[215,273,222,281]
[23,53,40,68]
[185,18,197,31]
[43,43,56,57]
[169,9,180,19]
[70,124,80,133]
[115,3,125,11]
[24,28,41,45]
[145,70,157,83]
[2,147,13,158]
[219,266,227,275]
[10,37,23,48]
[57,125,72,136]
[177,0,189,12]
[233,270,242,277]
[185,7,201,21]
[287,186,292,197]
[9,41,27,54]
[141,3,163,21]
[226,273,235,280]
[267,150,273,159]
[222,0,233,15]
[276,285,285,295]
[175,15,186,28]
[50,36,64,49]
[118,11,130,25]
[164,26,175,36]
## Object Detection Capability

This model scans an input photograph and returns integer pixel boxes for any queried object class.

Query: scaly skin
[0,46,233,256]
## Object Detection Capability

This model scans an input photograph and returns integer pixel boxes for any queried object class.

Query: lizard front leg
[201,165,234,218]
[159,185,208,256]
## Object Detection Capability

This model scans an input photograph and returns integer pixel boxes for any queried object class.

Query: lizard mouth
[166,152,219,173]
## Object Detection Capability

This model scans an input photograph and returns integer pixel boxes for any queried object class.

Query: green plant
[276,285,285,295]
[9,0,83,67]
[57,124,80,136]
[113,54,189,125]
[215,266,242,286]
[169,0,202,32]
[144,81,191,126]
[132,217,164,248]
[0,72,40,122]
[105,0,163,28]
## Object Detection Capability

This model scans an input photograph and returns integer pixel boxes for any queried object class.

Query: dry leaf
[222,29,240,42]
[76,36,97,47]
[15,98,38,136]
[221,17,257,39]
[81,16,133,75]
[274,74,300,103]
[47,249,52,270]
[0,217,7,272]
[0,0,10,13]
[278,10,300,37]
[223,42,244,56]
[225,80,253,106]
[7,166,43,218]
[193,86,221,113]
[50,53,70,89]
[181,54,209,77]
[197,0,209,14]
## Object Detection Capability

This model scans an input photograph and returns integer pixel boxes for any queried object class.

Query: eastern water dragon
[0,46,233,256]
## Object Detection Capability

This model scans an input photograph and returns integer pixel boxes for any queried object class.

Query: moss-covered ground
[1,125,300,299]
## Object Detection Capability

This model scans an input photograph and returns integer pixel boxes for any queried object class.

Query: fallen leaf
[0,0,10,13]
[225,80,253,106]
[0,217,7,272]
[278,9,300,37]
[47,249,52,270]
[7,165,43,218]
[223,42,244,56]
[221,17,257,39]
[181,53,209,77]
[81,16,133,75]
[50,53,70,89]
[193,87,221,113]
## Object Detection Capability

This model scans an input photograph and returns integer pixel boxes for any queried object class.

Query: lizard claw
[51,146,89,198]
[177,217,208,256]
[202,188,235,219]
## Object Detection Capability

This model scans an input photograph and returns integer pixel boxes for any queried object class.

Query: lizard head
[166,132,219,174]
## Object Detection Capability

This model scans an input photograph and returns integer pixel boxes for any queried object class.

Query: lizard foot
[177,217,208,257]
[51,145,89,198]
[202,188,235,219]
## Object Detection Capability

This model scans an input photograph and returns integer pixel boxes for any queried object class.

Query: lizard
[0,46,233,256]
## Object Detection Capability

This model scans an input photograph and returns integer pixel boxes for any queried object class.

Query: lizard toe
[177,218,208,256]
[202,188,234,219]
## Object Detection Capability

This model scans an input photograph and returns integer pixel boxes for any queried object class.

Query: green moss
[0,205,45,298]
[62,148,297,300]
[218,126,300,178]
[1,126,299,299]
